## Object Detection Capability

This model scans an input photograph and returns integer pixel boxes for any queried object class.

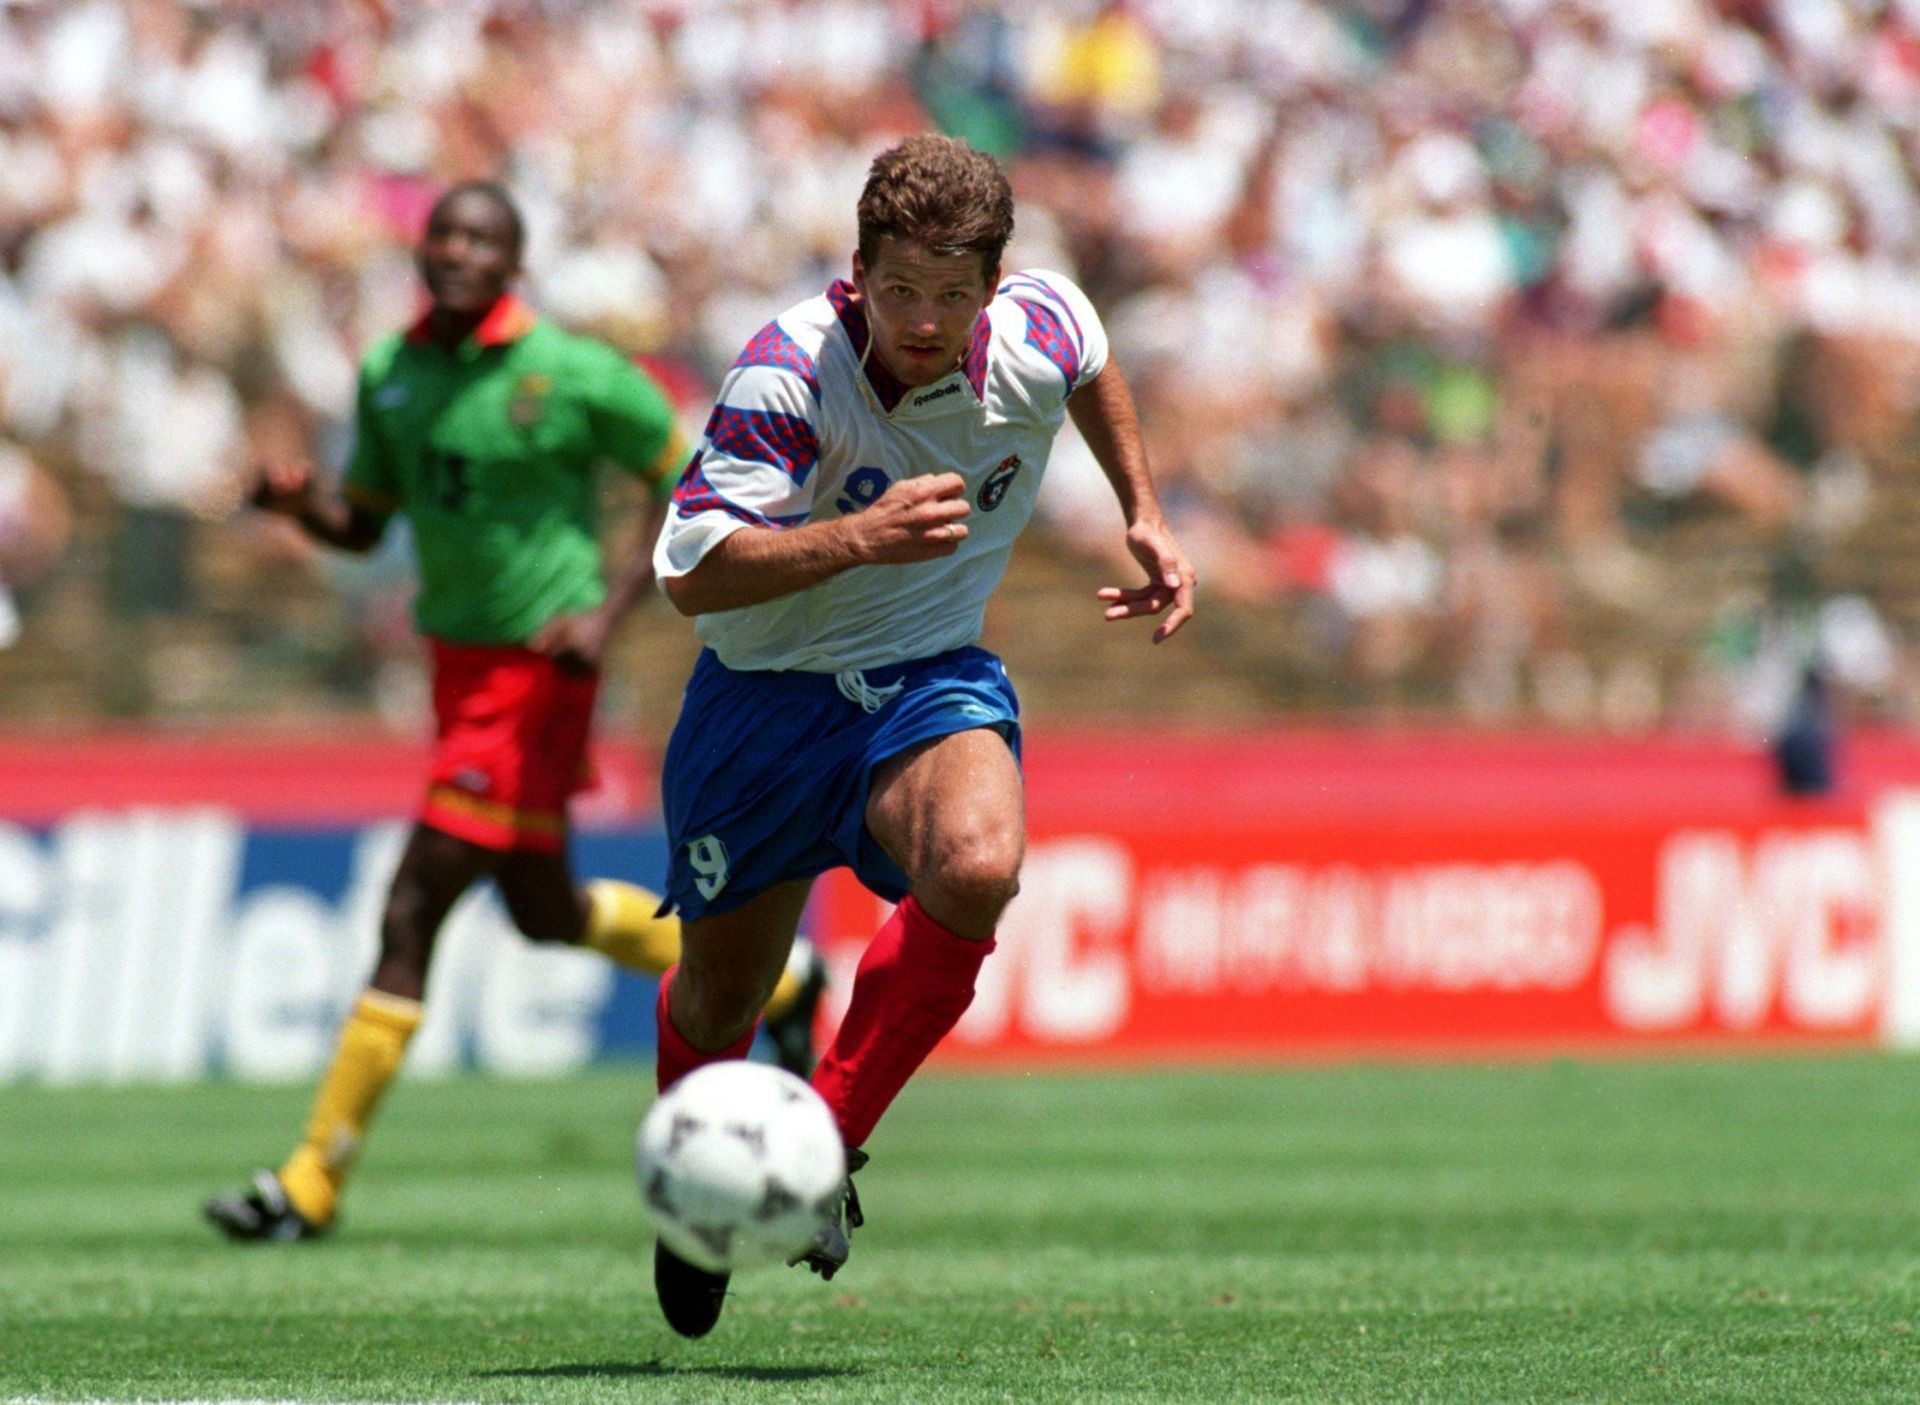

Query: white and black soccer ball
[636,1061,846,1274]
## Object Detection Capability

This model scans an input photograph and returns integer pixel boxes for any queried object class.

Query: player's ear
[983,262,1001,304]
[851,250,867,295]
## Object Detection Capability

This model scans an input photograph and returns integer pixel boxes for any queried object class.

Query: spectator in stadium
[1694,545,1900,797]
[0,439,72,650]
[203,182,826,1244]
[1632,345,1805,532]
[643,134,1195,1337]
[3,0,1920,730]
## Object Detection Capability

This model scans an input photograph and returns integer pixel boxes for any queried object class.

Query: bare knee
[916,827,1022,938]
[669,962,774,1052]
[499,884,588,945]
[662,879,812,1053]
[493,853,589,944]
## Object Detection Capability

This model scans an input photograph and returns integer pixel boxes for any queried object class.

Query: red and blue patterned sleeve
[654,318,821,582]
[999,269,1110,399]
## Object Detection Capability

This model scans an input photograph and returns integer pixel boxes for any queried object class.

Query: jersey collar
[827,280,990,416]
[405,294,538,352]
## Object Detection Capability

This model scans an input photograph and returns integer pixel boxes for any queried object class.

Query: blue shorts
[658,646,1022,920]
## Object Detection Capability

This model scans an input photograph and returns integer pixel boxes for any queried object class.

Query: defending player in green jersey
[343,301,682,647]
[205,182,827,1243]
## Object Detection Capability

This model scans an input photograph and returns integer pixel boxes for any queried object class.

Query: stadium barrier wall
[5,731,1920,1082]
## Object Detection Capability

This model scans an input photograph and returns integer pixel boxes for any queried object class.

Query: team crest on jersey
[977,455,1021,512]
[509,373,552,429]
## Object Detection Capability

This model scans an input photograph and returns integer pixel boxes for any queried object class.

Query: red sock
[655,967,758,1093]
[810,896,995,1147]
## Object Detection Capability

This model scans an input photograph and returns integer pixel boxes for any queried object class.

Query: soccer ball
[636,1061,846,1273]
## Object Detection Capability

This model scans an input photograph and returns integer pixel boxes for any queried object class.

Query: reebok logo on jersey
[911,381,961,407]
[978,454,1022,511]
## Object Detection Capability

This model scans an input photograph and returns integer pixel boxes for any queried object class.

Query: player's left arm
[1067,358,1196,644]
[530,351,691,674]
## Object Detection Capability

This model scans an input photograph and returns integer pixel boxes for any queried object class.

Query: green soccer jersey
[342,297,688,645]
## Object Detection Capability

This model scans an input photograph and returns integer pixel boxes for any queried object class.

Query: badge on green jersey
[509,373,552,429]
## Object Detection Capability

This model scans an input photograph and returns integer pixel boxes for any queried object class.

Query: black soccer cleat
[764,940,828,1078]
[654,1239,731,1338]
[791,1147,867,1281]
[203,1169,326,1243]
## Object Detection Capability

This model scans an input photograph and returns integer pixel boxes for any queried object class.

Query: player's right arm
[250,459,387,553]
[255,354,398,553]
[661,474,970,617]
[653,324,969,617]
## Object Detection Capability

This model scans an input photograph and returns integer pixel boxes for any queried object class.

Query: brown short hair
[856,135,1014,279]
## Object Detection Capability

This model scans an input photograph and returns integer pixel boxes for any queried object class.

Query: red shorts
[419,640,599,855]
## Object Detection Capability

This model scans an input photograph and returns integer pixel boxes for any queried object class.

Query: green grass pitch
[4,1056,1920,1403]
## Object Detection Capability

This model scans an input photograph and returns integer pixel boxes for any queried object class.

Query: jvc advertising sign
[813,810,1911,1061]
[7,734,1920,1080]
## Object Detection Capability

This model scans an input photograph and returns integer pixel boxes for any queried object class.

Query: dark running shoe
[764,939,828,1078]
[655,1239,731,1338]
[791,1147,868,1281]
[203,1169,326,1242]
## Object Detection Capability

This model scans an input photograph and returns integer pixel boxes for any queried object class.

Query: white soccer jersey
[655,269,1109,672]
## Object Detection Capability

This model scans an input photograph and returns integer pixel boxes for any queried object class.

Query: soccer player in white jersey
[644,134,1195,1337]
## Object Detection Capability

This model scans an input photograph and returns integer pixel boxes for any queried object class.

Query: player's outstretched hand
[848,473,971,564]
[249,461,316,518]
[1098,517,1196,643]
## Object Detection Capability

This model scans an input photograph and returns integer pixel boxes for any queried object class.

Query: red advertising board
[5,728,1919,1067]
[810,731,1912,1063]
[0,731,656,824]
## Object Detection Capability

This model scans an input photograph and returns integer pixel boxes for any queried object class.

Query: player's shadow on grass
[480,1362,860,1383]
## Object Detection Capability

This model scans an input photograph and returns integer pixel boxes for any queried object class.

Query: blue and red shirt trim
[670,451,810,529]
[703,404,820,486]
[1000,276,1084,391]
[735,319,821,401]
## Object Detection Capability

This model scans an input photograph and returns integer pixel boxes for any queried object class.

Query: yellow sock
[582,879,683,974]
[582,879,805,1018]
[277,990,422,1226]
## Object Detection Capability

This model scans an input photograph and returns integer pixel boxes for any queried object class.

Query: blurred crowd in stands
[3,0,1920,741]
